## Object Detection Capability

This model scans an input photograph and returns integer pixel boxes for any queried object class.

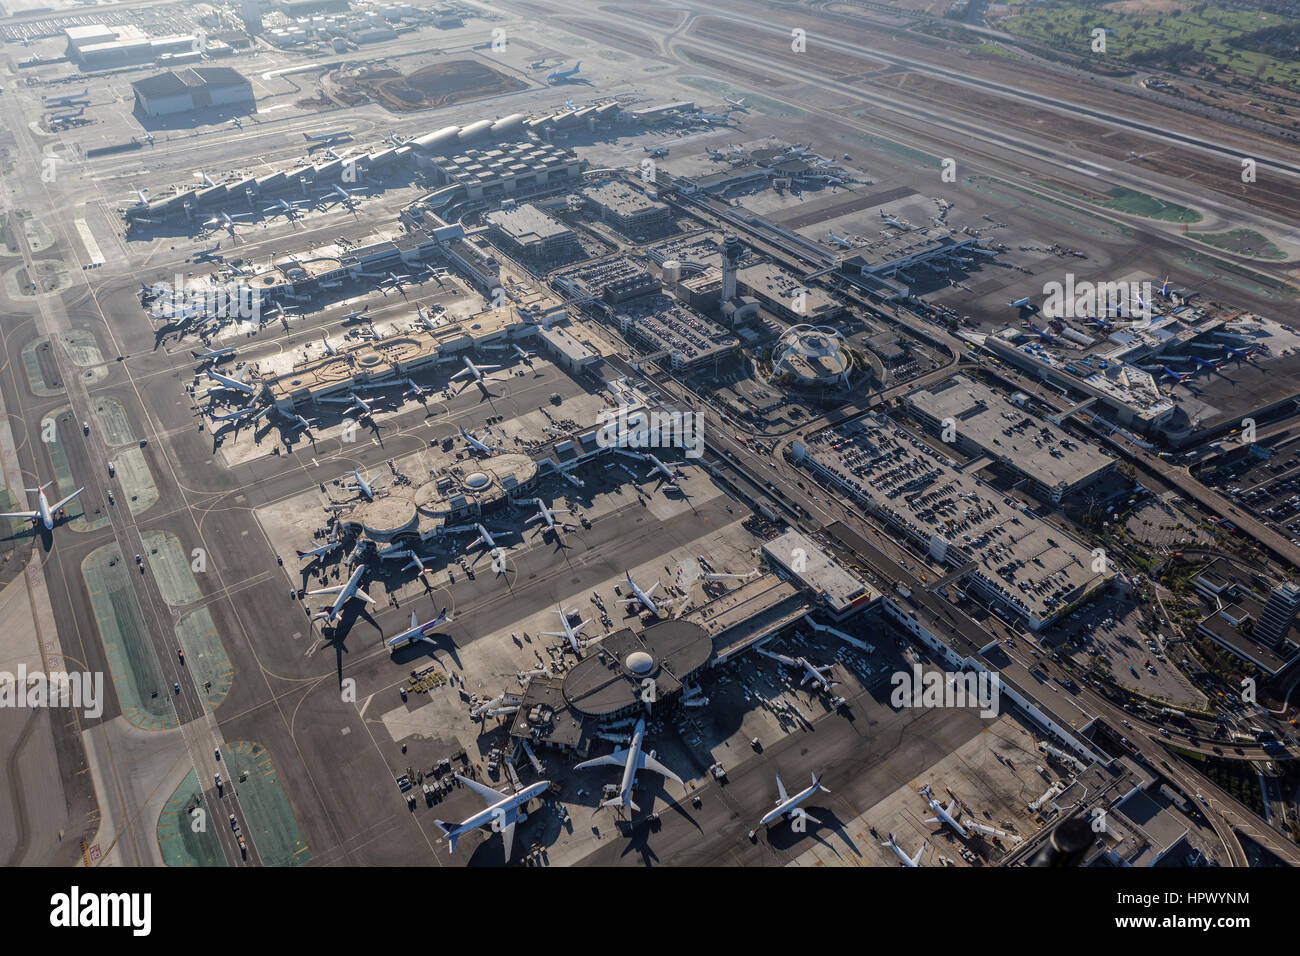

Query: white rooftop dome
[625,650,654,674]
[464,472,490,490]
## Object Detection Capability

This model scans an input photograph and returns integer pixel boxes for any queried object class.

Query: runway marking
[358,693,373,720]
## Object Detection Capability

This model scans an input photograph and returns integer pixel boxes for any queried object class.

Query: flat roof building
[484,204,577,262]
[583,181,671,238]
[132,67,254,117]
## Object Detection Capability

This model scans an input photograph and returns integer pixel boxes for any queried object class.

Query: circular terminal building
[563,619,712,721]
[771,324,850,388]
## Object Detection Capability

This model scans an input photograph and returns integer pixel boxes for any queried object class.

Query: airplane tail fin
[813,773,829,793]
[433,820,458,852]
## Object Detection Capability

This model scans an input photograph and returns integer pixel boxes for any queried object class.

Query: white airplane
[413,305,439,333]
[323,391,374,418]
[919,785,969,838]
[882,833,926,867]
[617,570,660,616]
[364,319,387,341]
[385,606,451,650]
[1008,296,1032,309]
[758,772,829,828]
[289,414,315,434]
[190,346,234,366]
[205,367,255,395]
[826,230,853,249]
[643,145,669,158]
[340,306,370,323]
[195,170,218,188]
[295,538,342,562]
[264,197,308,218]
[547,61,581,82]
[230,117,243,130]
[688,110,731,123]
[320,334,340,357]
[193,244,223,263]
[727,143,745,154]
[123,189,149,207]
[0,482,84,531]
[797,657,837,691]
[321,183,364,208]
[467,522,509,553]
[388,133,412,147]
[459,426,494,456]
[540,602,588,654]
[704,147,728,160]
[434,776,550,863]
[723,95,749,112]
[643,453,682,486]
[403,378,427,399]
[575,718,681,811]
[451,356,501,389]
[880,211,907,229]
[204,210,250,235]
[525,498,570,533]
[43,87,89,107]
[303,129,352,148]
[306,564,374,622]
[513,344,533,362]
[342,468,382,502]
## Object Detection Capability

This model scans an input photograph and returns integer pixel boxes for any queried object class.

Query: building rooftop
[563,619,712,718]
[762,530,876,615]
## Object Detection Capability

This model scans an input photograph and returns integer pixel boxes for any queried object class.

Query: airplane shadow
[762,808,861,859]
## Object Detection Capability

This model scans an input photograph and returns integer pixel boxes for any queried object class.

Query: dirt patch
[693,15,884,76]
[346,60,527,113]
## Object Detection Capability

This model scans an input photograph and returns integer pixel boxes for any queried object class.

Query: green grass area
[142,530,203,606]
[111,446,158,516]
[975,43,1023,60]
[156,770,226,867]
[41,406,107,533]
[91,396,135,446]
[999,3,1300,93]
[1189,228,1286,260]
[222,741,311,867]
[1098,187,1202,223]
[82,541,178,731]
[20,338,64,398]
[177,608,232,712]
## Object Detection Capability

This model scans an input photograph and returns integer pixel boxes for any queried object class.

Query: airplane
[193,243,223,263]
[363,319,387,341]
[263,197,309,218]
[342,468,383,502]
[340,306,370,323]
[230,117,243,130]
[1222,344,1257,362]
[289,414,316,434]
[512,344,533,363]
[451,356,501,390]
[727,143,745,154]
[882,833,926,867]
[403,378,427,399]
[1023,321,1054,342]
[433,776,550,863]
[303,130,352,148]
[377,271,408,294]
[1158,275,1175,298]
[43,87,89,107]
[1085,315,1113,332]
[306,564,374,622]
[320,390,375,418]
[686,110,731,123]
[295,537,343,562]
[546,61,581,82]
[459,425,494,456]
[723,94,749,112]
[1190,355,1223,373]
[826,230,853,249]
[195,170,218,188]
[204,210,250,235]
[540,602,588,654]
[919,785,969,838]
[642,145,669,158]
[385,606,451,650]
[1159,366,1192,384]
[413,305,438,332]
[205,367,255,395]
[796,657,836,692]
[575,718,681,811]
[525,498,570,533]
[467,522,510,554]
[1008,296,1033,310]
[617,570,660,616]
[564,99,578,112]
[320,183,365,209]
[49,105,84,121]
[0,482,84,531]
[320,334,340,357]
[757,772,829,828]
[190,346,235,366]
[643,453,682,487]
[528,59,547,69]
[388,133,411,147]
[704,147,728,160]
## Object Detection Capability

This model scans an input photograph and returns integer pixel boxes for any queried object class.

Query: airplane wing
[48,487,85,513]
[457,773,507,806]
[644,581,660,598]
[305,584,345,596]
[574,748,628,771]
[775,774,789,804]
[450,368,471,380]
[637,751,683,785]
[499,808,519,863]
[354,589,375,605]
[0,510,37,520]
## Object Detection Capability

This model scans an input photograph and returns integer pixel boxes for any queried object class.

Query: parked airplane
[205,367,255,395]
[727,143,745,154]
[1159,366,1192,384]
[617,570,660,616]
[758,772,829,828]
[191,346,235,366]
[341,468,383,502]
[525,498,570,533]
[1222,344,1257,362]
[1190,355,1223,373]
[643,453,682,487]
[575,718,681,810]
[289,414,316,434]
[0,482,84,531]
[295,538,342,562]
[385,606,451,650]
[705,147,728,160]
[451,356,501,390]
[321,183,365,208]
[643,145,669,158]
[513,344,533,363]
[403,377,427,399]
[919,785,969,838]
[459,425,494,456]
[320,334,340,357]
[306,564,374,622]
[195,170,218,188]
[826,230,853,249]
[1085,316,1113,332]
[204,210,250,235]
[1023,321,1054,342]
[193,244,223,263]
[49,104,84,121]
[723,95,749,112]
[43,86,89,107]
[883,832,926,867]
[540,603,589,654]
[363,319,387,341]
[467,522,510,554]
[1008,296,1033,309]
[546,61,581,82]
[413,305,438,332]
[122,189,150,207]
[434,776,550,863]
[264,197,309,218]
[303,130,352,148]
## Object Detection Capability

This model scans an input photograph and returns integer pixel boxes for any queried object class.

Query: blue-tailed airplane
[385,606,451,650]
[1191,356,1223,373]
[919,785,969,838]
[1008,296,1032,310]
[758,772,829,829]
[617,570,661,616]
[1159,366,1192,384]
[1222,344,1257,363]
[1023,321,1054,343]
[434,776,550,863]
